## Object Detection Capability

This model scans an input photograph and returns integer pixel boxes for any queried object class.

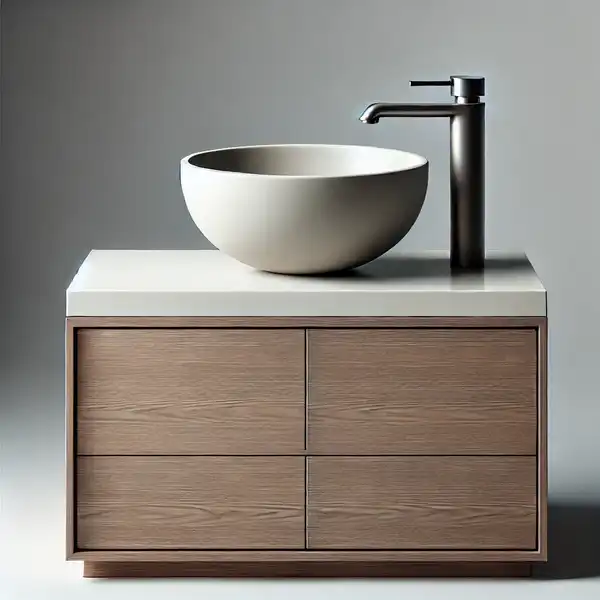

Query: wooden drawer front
[77,456,305,550]
[308,328,537,455]
[307,457,537,550]
[77,329,305,454]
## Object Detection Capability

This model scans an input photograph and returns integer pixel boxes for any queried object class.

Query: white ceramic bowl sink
[180,144,428,274]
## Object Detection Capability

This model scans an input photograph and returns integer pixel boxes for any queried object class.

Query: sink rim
[181,143,428,180]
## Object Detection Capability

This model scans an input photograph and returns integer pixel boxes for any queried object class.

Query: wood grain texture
[77,456,305,550]
[308,328,537,454]
[68,316,546,568]
[538,319,548,560]
[72,549,544,562]
[66,320,76,557]
[68,316,546,329]
[76,328,304,454]
[83,561,532,578]
[307,457,537,550]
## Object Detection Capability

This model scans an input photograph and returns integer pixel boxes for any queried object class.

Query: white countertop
[66,250,546,317]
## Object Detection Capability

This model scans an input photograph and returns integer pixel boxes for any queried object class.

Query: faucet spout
[359,102,463,123]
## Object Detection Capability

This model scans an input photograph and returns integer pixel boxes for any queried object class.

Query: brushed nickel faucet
[360,76,485,271]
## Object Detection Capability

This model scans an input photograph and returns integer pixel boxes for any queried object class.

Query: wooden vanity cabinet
[67,316,547,578]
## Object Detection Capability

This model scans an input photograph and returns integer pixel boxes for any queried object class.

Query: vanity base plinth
[83,561,533,579]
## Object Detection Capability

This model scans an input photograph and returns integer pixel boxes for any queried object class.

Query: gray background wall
[2,0,600,596]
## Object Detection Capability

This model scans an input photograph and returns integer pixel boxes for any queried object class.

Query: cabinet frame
[66,316,547,571]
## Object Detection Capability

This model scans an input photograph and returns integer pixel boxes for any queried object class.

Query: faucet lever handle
[409,80,452,87]
[410,76,485,101]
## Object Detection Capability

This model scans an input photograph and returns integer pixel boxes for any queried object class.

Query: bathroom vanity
[66,250,547,578]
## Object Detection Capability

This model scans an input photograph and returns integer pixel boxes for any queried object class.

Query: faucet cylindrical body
[450,102,485,271]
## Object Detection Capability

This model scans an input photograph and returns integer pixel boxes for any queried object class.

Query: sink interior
[188,144,427,178]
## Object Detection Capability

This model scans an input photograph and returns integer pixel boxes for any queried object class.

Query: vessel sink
[180,144,428,274]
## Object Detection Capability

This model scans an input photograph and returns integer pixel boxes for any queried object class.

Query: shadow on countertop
[300,255,532,281]
[534,503,600,579]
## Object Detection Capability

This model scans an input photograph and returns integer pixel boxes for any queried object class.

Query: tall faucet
[360,76,485,271]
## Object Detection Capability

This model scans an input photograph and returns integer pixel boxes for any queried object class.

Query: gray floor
[4,574,600,600]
